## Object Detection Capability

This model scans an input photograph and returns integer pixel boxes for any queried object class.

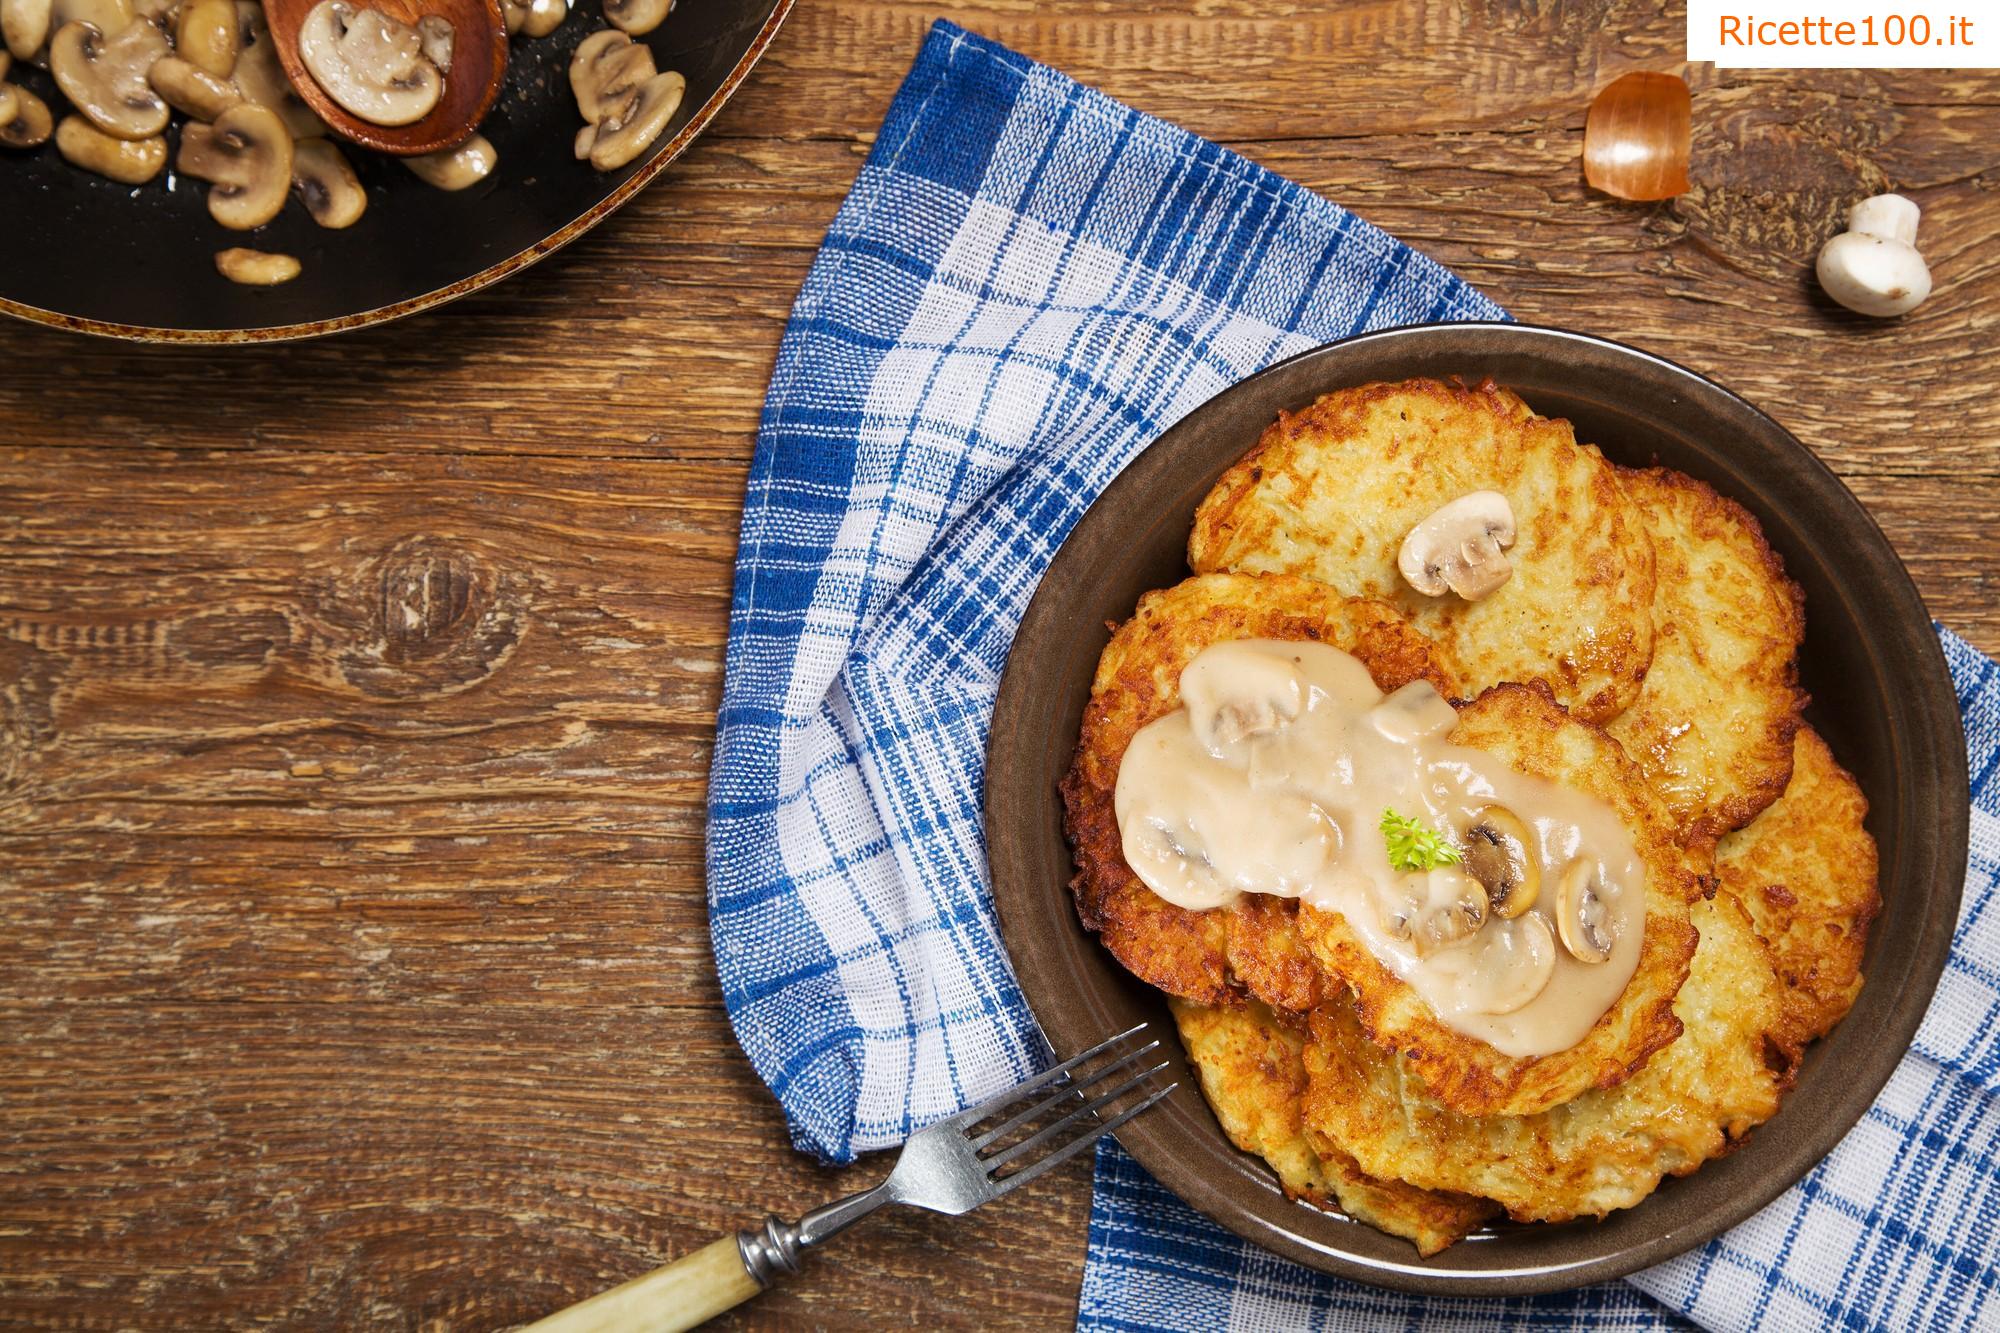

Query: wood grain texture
[0,0,1996,1328]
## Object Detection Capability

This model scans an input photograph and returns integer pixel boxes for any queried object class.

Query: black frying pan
[0,0,791,341]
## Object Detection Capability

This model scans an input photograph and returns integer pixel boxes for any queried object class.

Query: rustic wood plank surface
[1,1,1996,1328]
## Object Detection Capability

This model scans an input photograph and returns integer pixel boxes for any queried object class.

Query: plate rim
[0,0,795,344]
[985,320,1970,1295]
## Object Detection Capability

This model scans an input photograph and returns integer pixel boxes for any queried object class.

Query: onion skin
[1583,72,1691,202]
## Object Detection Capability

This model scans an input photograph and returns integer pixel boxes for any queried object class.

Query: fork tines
[958,1023,1174,1193]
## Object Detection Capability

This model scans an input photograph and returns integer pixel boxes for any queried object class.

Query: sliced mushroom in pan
[402,130,494,189]
[233,2,328,138]
[291,136,366,227]
[2,0,51,60]
[602,0,666,35]
[149,54,242,119]
[177,100,292,228]
[0,81,49,144]
[54,111,164,180]
[173,0,238,77]
[49,18,170,140]
[215,246,300,284]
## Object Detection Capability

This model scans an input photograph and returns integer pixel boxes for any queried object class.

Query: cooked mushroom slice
[173,0,237,76]
[402,130,494,190]
[149,54,241,119]
[215,246,300,285]
[0,80,13,129]
[232,10,327,137]
[50,19,170,139]
[415,13,450,70]
[1414,867,1488,956]
[2,0,51,62]
[49,0,130,34]
[585,67,680,170]
[291,136,365,227]
[0,81,47,144]
[177,101,292,228]
[1461,914,1556,1015]
[602,0,666,36]
[1458,805,1539,919]
[569,27,652,123]
[1398,490,1518,601]
[297,1,441,127]
[55,112,164,180]
[503,0,563,36]
[128,0,172,20]
[1554,859,1615,964]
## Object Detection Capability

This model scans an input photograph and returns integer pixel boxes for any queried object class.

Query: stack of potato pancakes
[1060,378,1880,1254]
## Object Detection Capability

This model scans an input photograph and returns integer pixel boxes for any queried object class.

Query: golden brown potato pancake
[1062,572,1454,1009]
[1301,891,1785,1224]
[1170,996,1498,1256]
[1295,681,1703,1117]
[1186,378,1655,724]
[1719,727,1881,1064]
[1606,468,1807,842]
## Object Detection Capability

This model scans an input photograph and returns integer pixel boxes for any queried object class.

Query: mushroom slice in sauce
[602,0,666,36]
[50,18,170,140]
[291,136,366,226]
[177,100,292,228]
[1413,867,1489,956]
[401,130,494,189]
[149,54,242,119]
[173,0,238,77]
[0,81,49,144]
[2,0,51,60]
[296,0,442,127]
[54,111,164,180]
[1555,858,1615,964]
[1459,804,1539,919]
[214,246,300,284]
[1459,914,1557,1015]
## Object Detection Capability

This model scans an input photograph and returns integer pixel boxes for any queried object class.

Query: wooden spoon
[263,0,509,156]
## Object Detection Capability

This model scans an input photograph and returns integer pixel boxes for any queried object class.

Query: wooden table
[2,2,1995,1327]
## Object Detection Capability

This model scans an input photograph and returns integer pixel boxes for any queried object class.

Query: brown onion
[1583,72,1690,201]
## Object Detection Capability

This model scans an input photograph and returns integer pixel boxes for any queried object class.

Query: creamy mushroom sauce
[1114,639,1646,1056]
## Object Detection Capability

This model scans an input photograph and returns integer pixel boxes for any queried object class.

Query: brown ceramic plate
[986,322,1968,1295]
[0,0,791,342]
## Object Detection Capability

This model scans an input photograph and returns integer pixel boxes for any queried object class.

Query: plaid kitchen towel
[705,18,2000,1330]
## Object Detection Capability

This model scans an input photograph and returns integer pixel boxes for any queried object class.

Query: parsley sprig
[1381,808,1461,873]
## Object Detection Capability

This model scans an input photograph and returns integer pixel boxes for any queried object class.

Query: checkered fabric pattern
[706,20,2000,1328]
[707,19,1498,1164]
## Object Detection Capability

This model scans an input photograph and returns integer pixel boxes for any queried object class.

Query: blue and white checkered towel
[706,20,2000,1329]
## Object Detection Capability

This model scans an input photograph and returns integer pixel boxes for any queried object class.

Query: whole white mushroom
[1816,193,1932,319]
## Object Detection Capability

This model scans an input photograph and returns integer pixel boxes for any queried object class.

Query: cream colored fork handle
[525,1237,761,1333]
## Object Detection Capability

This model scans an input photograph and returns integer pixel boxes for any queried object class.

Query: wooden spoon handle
[525,1236,763,1333]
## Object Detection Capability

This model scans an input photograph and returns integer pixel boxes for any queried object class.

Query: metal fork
[524,1024,1172,1333]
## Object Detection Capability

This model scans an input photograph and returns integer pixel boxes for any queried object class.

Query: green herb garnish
[1381,808,1461,873]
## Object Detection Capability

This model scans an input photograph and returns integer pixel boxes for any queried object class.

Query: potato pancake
[1719,727,1881,1064]
[1170,996,1498,1256]
[1296,681,1702,1117]
[1606,468,1806,842]
[1061,572,1454,1009]
[1300,892,1785,1223]
[1186,378,1655,724]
